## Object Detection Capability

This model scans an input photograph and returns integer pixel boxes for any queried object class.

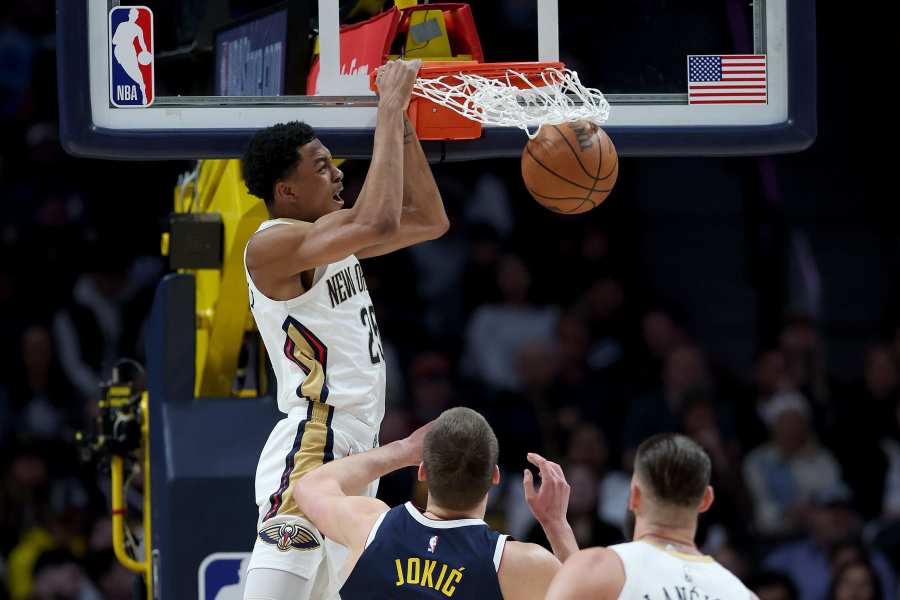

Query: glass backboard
[57,0,816,160]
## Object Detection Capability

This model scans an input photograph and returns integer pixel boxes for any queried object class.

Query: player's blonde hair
[423,407,498,511]
[634,433,710,507]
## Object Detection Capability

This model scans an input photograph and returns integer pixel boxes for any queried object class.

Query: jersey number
[360,305,384,364]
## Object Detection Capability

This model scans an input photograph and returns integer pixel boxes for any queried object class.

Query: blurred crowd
[363,160,900,600]
[2,1,899,600]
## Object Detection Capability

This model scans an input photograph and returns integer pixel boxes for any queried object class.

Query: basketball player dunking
[240,59,448,599]
[547,434,757,600]
[293,407,580,600]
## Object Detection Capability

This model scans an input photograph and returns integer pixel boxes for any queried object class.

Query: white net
[412,67,610,138]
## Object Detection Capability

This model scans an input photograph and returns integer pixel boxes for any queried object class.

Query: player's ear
[274,179,294,204]
[417,462,427,482]
[697,485,714,514]
[628,478,641,513]
[491,465,500,486]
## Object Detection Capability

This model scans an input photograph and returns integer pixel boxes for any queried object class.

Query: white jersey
[245,219,386,431]
[610,541,751,600]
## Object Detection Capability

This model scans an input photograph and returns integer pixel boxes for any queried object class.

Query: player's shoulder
[566,546,623,571]
[498,541,561,600]
[502,540,560,570]
[252,217,312,238]
[546,547,625,600]
[246,218,311,258]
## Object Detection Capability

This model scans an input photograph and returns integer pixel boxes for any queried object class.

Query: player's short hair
[242,121,317,206]
[423,407,499,511]
[634,433,710,508]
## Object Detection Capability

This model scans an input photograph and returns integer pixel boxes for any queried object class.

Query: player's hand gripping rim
[374,58,422,112]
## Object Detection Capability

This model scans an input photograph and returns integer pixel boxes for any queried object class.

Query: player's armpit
[294,479,389,552]
[246,211,397,291]
[545,547,625,600]
[497,541,561,600]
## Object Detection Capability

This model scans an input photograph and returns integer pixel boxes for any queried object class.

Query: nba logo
[108,6,154,107]
[198,553,250,600]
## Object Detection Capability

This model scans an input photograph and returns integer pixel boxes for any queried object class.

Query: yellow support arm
[110,392,153,599]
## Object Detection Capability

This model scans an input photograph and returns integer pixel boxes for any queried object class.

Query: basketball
[521,121,618,214]
[138,51,152,65]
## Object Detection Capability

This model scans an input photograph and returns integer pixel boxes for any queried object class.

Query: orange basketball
[521,121,618,214]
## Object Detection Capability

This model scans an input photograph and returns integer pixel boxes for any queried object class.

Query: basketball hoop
[399,61,611,140]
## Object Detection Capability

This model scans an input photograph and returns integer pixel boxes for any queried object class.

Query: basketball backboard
[57,0,816,160]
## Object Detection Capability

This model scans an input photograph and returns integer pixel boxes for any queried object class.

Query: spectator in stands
[763,483,895,600]
[744,390,842,537]
[864,345,900,432]
[829,540,882,578]
[84,550,134,600]
[565,424,629,533]
[893,325,900,372]
[633,309,688,391]
[551,311,627,442]
[680,393,747,533]
[7,478,91,600]
[28,549,99,600]
[779,317,831,427]
[623,343,711,458]
[487,341,561,472]
[737,349,795,450]
[0,447,48,557]
[575,277,627,374]
[881,406,900,520]
[832,344,899,520]
[51,240,159,404]
[463,253,559,391]
[408,352,454,425]
[460,223,502,319]
[8,325,76,440]
[827,560,883,600]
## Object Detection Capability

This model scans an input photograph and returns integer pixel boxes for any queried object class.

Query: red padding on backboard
[307,8,401,95]
[307,3,484,95]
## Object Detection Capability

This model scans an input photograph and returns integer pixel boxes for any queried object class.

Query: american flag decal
[687,55,767,105]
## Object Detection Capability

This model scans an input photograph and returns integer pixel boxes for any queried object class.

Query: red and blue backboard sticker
[108,6,154,107]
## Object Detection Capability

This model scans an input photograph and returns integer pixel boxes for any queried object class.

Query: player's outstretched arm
[545,547,625,600]
[523,452,579,562]
[246,60,419,280]
[293,421,431,551]
[357,114,449,258]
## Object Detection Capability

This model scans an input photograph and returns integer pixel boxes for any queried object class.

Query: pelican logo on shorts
[108,6,154,107]
[258,523,320,552]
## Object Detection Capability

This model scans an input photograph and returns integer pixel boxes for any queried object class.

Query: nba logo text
[108,6,154,107]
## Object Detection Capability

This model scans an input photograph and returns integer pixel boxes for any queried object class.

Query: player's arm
[497,541,562,600]
[523,453,579,562]
[356,115,449,258]
[545,547,625,600]
[246,60,420,278]
[293,422,431,551]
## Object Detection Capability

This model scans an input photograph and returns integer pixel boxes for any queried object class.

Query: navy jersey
[341,502,508,600]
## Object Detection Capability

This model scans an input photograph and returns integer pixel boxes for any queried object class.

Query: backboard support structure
[57,0,816,160]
